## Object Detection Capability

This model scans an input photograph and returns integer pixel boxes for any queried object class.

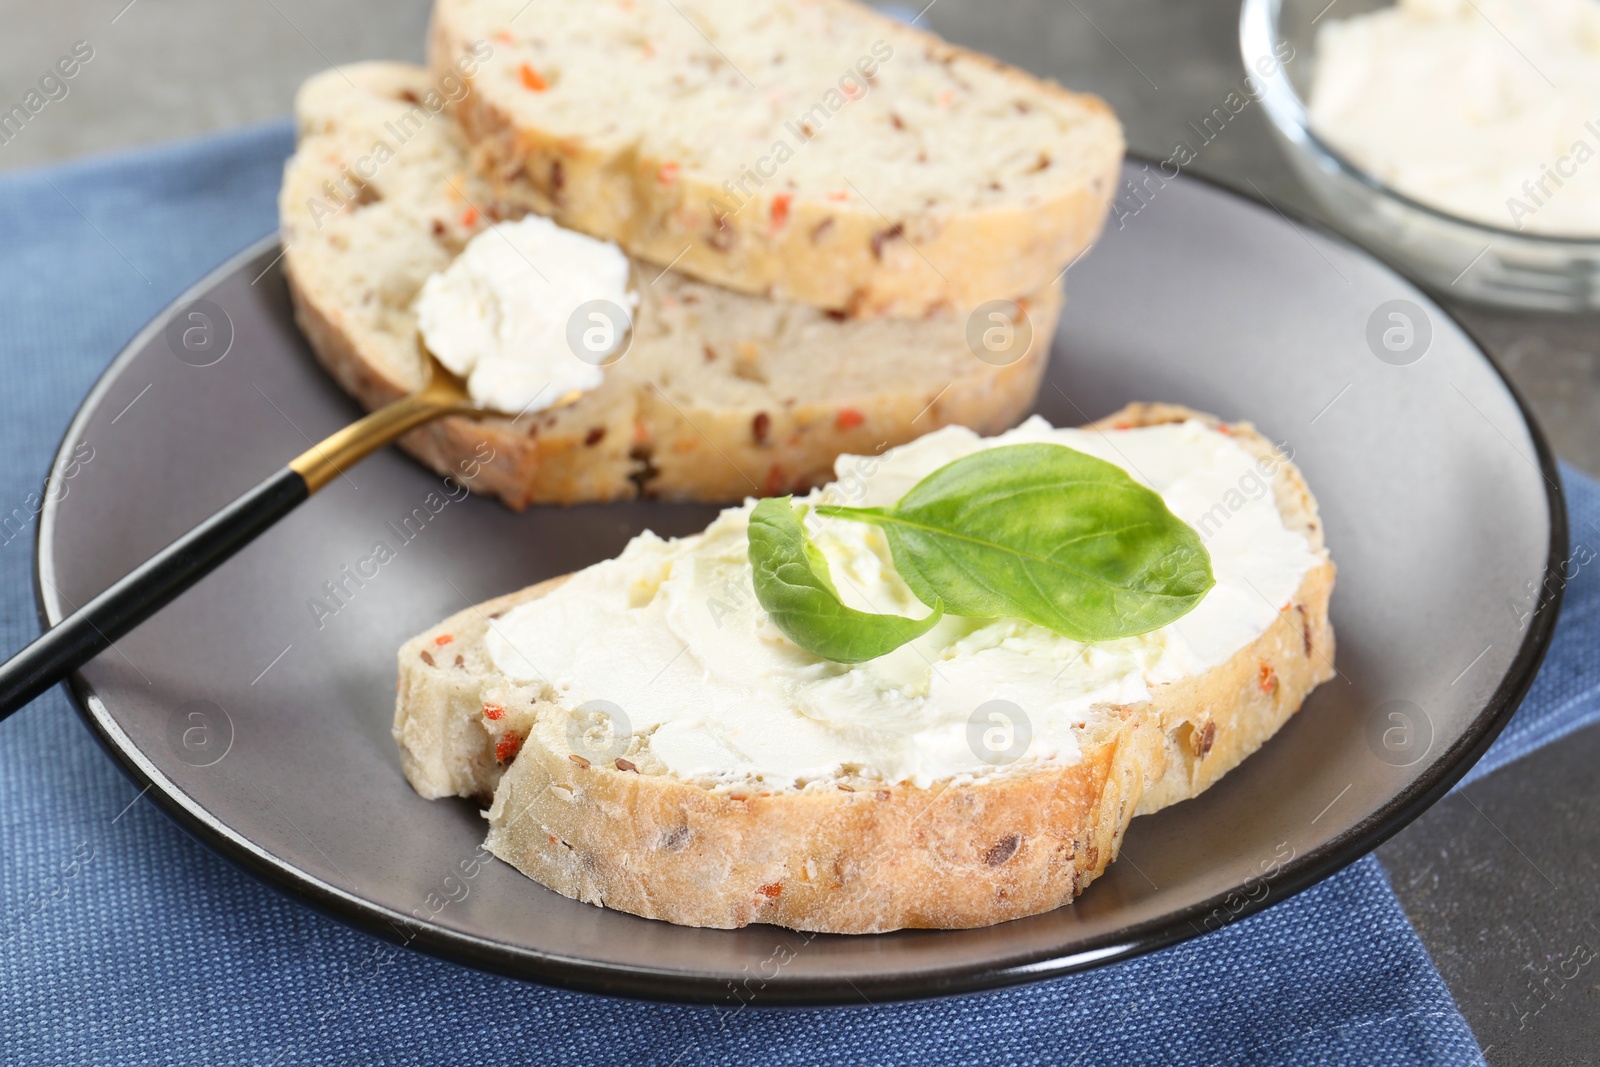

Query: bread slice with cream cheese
[393,403,1336,932]
[281,63,1057,507]
[428,0,1124,317]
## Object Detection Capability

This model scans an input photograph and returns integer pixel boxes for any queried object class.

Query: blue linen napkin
[0,122,1591,1066]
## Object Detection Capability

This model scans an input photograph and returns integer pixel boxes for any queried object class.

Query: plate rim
[33,167,1569,1007]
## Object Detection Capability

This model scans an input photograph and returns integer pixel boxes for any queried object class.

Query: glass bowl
[1240,0,1600,312]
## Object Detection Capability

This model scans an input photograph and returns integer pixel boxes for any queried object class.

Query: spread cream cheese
[484,418,1323,789]
[1309,0,1600,235]
[414,215,636,413]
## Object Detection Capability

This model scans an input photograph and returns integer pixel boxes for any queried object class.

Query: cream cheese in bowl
[414,215,636,413]
[1309,0,1600,236]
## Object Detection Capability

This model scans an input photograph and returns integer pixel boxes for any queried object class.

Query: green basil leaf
[814,443,1213,642]
[747,496,943,663]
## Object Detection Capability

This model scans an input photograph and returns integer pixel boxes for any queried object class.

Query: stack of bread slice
[279,0,1124,506]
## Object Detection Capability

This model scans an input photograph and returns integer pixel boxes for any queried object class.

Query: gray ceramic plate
[36,164,1564,1005]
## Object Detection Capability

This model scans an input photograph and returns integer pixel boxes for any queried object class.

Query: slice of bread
[281,63,1057,507]
[429,0,1124,317]
[393,403,1337,932]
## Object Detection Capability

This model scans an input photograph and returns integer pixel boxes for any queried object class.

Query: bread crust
[289,259,1054,507]
[281,62,1059,508]
[428,0,1124,318]
[394,403,1336,932]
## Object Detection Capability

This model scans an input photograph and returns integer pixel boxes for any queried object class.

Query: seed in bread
[429,0,1125,316]
[280,62,1060,507]
[393,403,1337,932]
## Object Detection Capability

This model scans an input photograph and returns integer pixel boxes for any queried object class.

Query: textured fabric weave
[1453,467,1599,791]
[3,121,1590,1066]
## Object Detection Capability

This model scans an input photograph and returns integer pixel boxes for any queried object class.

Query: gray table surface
[3,1,1596,1062]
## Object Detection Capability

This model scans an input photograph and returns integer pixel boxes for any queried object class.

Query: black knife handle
[1,466,310,721]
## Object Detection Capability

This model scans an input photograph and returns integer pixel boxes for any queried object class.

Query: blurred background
[3,1,1596,1061]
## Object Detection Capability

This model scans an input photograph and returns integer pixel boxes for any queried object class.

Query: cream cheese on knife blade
[415,215,636,413]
